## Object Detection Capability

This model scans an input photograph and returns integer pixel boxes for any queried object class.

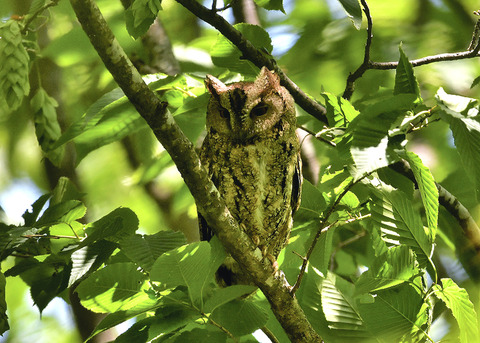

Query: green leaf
[402,151,438,239]
[322,92,359,128]
[82,208,139,246]
[0,271,8,335]
[371,189,434,271]
[125,0,162,39]
[150,241,221,308]
[76,263,151,313]
[359,283,430,342]
[309,226,335,276]
[355,245,418,294]
[203,285,257,313]
[394,45,421,101]
[349,94,416,179]
[21,194,51,226]
[120,231,186,272]
[210,299,268,336]
[296,180,327,218]
[211,24,272,75]
[321,272,370,338]
[254,0,285,12]
[35,200,86,228]
[433,278,479,343]
[436,88,480,200]
[69,240,118,287]
[337,0,362,29]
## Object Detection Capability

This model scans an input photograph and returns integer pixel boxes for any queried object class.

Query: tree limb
[175,0,328,124]
[68,0,322,341]
[343,0,480,99]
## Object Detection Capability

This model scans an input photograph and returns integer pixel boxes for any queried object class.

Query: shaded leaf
[436,88,480,199]
[203,285,257,313]
[0,272,8,335]
[211,24,272,75]
[120,231,186,272]
[77,263,151,313]
[355,245,418,294]
[210,299,268,336]
[337,0,362,29]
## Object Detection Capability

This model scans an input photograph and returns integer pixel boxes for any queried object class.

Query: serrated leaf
[82,208,139,246]
[211,23,272,75]
[349,94,416,179]
[309,226,335,276]
[322,92,359,128]
[76,263,151,313]
[337,0,362,29]
[371,189,434,271]
[69,240,117,287]
[150,241,219,308]
[86,297,164,341]
[402,151,438,239]
[433,278,479,343]
[297,179,327,218]
[355,245,418,294]
[394,46,421,101]
[120,231,186,272]
[22,193,51,226]
[210,299,268,336]
[321,272,369,338]
[471,75,480,89]
[436,88,480,200]
[203,285,257,313]
[359,283,430,342]
[35,200,86,228]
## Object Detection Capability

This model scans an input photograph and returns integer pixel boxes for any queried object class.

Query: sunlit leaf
[433,278,479,343]
[394,45,421,101]
[322,92,359,128]
[371,189,434,271]
[402,151,438,239]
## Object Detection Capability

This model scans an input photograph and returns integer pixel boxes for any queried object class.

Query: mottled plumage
[199,67,302,286]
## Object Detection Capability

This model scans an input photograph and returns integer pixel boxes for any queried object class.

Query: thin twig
[174,0,328,124]
[343,0,373,100]
[261,326,280,343]
[290,174,370,295]
[21,0,60,35]
[203,312,238,342]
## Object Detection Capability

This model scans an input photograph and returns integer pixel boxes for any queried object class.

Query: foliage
[1,0,480,342]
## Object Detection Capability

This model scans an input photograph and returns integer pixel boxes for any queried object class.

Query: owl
[199,67,302,287]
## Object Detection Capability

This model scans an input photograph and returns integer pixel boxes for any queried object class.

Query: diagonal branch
[175,0,328,124]
[68,0,322,341]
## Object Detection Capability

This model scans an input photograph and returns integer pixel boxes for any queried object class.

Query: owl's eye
[219,107,230,119]
[250,102,269,118]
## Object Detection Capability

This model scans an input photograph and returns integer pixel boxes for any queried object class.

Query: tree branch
[175,0,328,124]
[343,0,480,99]
[68,0,321,341]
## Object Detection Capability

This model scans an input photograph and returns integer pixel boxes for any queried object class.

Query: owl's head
[205,67,295,141]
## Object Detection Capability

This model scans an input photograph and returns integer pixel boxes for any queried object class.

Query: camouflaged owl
[199,67,302,287]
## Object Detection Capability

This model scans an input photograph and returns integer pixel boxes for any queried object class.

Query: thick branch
[68,0,321,341]
[175,0,328,124]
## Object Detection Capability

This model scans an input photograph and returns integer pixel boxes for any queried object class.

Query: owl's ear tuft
[256,67,281,92]
[205,75,228,96]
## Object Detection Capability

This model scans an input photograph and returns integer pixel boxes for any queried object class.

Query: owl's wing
[198,212,214,242]
[291,153,303,215]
